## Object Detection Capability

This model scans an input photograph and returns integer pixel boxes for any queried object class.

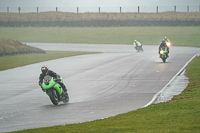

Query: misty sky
[1,0,200,7]
[0,0,200,13]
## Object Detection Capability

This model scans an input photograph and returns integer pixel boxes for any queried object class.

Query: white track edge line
[143,52,200,108]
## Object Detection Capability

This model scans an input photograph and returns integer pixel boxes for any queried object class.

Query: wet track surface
[0,43,199,132]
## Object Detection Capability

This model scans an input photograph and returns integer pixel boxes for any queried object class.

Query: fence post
[187,6,189,12]
[7,7,9,13]
[156,6,158,13]
[120,7,121,13]
[37,7,38,13]
[174,6,176,12]
[99,7,100,13]
[77,7,78,13]
[56,7,58,12]
[18,7,21,13]
[138,6,139,13]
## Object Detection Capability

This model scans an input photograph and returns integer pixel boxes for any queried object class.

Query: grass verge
[0,27,200,47]
[12,56,200,133]
[0,51,100,71]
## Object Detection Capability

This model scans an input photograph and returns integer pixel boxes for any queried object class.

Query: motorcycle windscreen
[43,75,51,85]
[42,75,56,90]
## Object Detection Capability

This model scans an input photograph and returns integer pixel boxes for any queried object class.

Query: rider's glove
[39,82,44,92]
[40,86,45,92]
[39,81,42,86]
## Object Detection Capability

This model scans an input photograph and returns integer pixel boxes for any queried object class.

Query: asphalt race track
[0,43,199,132]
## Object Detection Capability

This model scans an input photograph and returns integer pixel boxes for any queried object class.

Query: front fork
[46,88,64,101]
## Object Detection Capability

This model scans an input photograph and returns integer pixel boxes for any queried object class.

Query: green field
[0,27,200,47]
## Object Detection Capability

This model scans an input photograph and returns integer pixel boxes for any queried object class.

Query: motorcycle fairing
[160,47,167,58]
[42,76,63,95]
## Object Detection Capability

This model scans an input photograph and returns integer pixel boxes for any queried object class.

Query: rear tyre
[48,90,59,105]
[63,92,69,103]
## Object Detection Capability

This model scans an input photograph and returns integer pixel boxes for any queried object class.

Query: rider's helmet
[134,40,137,42]
[164,37,167,39]
[41,66,48,74]
[162,39,165,43]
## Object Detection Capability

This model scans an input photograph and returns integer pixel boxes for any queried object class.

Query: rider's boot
[61,84,68,95]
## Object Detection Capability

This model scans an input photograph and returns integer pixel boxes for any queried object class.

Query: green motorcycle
[42,75,69,105]
[159,47,169,63]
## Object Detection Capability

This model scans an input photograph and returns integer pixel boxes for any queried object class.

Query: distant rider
[133,40,141,50]
[39,66,67,93]
[164,37,170,47]
[164,37,170,42]
[159,39,169,57]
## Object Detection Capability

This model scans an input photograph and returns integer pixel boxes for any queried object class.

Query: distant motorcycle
[135,43,143,52]
[42,75,69,105]
[159,47,168,63]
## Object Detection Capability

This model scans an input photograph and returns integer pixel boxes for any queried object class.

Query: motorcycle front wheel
[162,57,166,63]
[48,89,59,105]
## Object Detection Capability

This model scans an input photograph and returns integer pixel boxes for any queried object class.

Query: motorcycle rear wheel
[63,92,69,103]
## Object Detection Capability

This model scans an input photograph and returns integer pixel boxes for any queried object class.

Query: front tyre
[162,57,166,63]
[48,90,59,105]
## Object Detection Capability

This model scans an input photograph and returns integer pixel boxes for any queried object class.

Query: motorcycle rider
[159,39,169,57]
[39,66,67,94]
[164,37,170,42]
[133,40,141,50]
